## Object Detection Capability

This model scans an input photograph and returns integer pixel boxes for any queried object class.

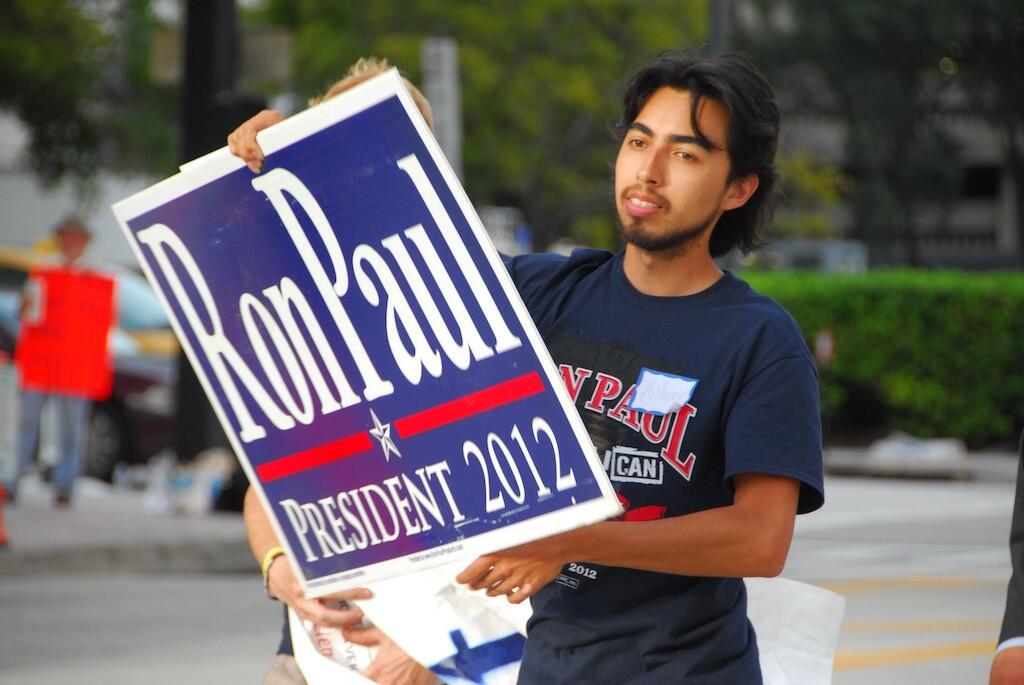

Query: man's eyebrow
[627,122,716,151]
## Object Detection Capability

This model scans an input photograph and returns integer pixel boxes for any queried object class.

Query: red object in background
[15,266,116,400]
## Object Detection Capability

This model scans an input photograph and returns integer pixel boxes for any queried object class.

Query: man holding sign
[229,51,823,684]
[456,52,823,683]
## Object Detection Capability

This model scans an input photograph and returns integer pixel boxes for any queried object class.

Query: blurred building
[729,0,1022,270]
[775,111,1019,269]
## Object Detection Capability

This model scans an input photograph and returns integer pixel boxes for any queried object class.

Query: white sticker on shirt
[628,367,699,416]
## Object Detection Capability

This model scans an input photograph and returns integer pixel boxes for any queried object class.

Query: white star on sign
[368,409,401,462]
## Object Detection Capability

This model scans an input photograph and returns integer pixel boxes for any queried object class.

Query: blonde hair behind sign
[309,57,434,130]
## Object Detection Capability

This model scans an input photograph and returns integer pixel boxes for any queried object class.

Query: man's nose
[636,150,663,186]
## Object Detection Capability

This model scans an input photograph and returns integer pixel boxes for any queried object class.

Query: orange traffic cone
[0,484,9,547]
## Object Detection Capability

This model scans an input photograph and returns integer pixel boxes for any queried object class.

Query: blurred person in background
[6,215,116,507]
[991,429,1024,685]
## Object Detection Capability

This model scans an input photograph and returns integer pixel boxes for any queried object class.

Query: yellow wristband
[261,546,286,580]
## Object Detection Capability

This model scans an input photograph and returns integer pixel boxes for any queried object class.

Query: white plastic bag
[746,577,846,685]
[294,572,843,685]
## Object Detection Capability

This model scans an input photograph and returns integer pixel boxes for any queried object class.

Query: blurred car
[0,247,178,481]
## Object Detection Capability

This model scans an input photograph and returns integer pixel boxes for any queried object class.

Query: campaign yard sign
[112,70,619,596]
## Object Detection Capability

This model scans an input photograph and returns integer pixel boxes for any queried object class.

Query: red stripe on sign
[395,371,545,439]
[257,432,372,483]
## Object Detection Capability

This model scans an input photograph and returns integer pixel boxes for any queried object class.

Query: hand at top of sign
[456,532,577,605]
[227,59,434,176]
[227,109,285,173]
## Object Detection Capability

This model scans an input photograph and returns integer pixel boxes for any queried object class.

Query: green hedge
[743,269,1024,446]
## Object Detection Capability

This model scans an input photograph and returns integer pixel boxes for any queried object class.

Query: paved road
[0,574,280,685]
[785,475,1014,684]
[0,472,1016,683]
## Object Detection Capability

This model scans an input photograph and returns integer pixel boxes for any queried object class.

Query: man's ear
[722,174,759,211]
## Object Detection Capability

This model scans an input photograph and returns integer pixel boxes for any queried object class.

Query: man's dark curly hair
[615,51,780,257]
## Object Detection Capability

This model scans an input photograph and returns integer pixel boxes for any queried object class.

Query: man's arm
[243,486,370,627]
[991,648,1024,685]
[991,433,1024,685]
[457,473,800,603]
[243,487,437,684]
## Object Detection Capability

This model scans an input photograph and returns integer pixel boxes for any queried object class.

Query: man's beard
[617,203,719,258]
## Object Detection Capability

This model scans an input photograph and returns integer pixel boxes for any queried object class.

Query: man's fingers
[226,125,262,169]
[343,624,385,647]
[469,565,505,591]
[252,108,286,129]
[484,572,522,597]
[507,582,534,604]
[240,134,264,173]
[295,598,365,628]
[458,556,531,593]
[292,597,325,624]
[246,110,286,167]
[456,556,497,587]
[226,109,284,173]
[323,586,374,602]
[270,558,371,628]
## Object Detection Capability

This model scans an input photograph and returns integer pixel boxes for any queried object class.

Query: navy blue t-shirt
[504,249,824,684]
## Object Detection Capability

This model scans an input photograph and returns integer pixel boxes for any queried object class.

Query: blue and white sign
[112,70,619,596]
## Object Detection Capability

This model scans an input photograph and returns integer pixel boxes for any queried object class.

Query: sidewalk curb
[0,537,254,577]
[824,448,1017,482]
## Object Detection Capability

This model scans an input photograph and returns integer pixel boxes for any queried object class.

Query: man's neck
[622,243,723,297]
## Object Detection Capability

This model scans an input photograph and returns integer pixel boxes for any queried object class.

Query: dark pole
[181,0,239,161]
[709,0,732,55]
[174,0,239,463]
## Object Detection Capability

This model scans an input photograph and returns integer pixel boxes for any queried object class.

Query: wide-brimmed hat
[53,214,91,239]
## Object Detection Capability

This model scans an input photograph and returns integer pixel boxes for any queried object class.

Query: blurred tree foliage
[255,0,707,250]
[747,269,1024,446]
[738,1,968,264]
[771,153,847,239]
[101,0,181,178]
[955,0,1024,257]
[739,0,1024,264]
[0,0,108,185]
[0,0,179,188]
